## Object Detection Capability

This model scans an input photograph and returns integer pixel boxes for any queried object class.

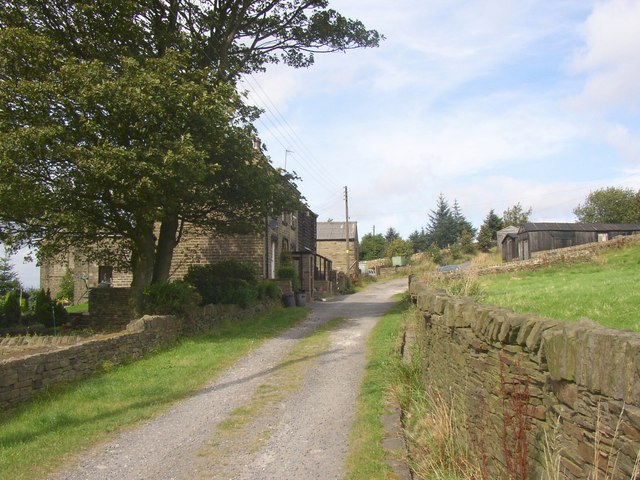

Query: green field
[478,244,640,331]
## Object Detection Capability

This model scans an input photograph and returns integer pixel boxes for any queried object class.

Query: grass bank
[345,294,408,480]
[0,307,309,480]
[478,244,640,331]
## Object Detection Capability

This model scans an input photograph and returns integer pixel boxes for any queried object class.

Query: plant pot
[294,291,306,307]
[282,292,296,308]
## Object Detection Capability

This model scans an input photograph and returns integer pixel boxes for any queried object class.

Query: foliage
[276,263,301,291]
[184,259,262,307]
[0,0,381,314]
[502,203,532,227]
[0,252,21,297]
[415,194,477,249]
[30,289,68,328]
[142,281,200,316]
[477,209,505,252]
[359,233,386,260]
[256,280,280,301]
[3,289,21,325]
[573,187,640,223]
[384,227,400,243]
[385,238,413,258]
[409,228,430,253]
[56,269,75,302]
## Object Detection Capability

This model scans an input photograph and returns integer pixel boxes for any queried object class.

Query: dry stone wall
[0,300,275,411]
[409,280,640,480]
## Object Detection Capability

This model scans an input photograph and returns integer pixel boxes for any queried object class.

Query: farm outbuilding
[515,222,640,260]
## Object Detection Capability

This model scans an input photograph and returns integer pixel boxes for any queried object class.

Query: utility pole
[344,186,350,275]
[284,149,293,170]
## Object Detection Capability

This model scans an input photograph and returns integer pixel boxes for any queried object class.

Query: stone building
[41,208,319,303]
[316,221,359,275]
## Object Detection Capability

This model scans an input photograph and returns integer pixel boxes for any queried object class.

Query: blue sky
[9,0,640,287]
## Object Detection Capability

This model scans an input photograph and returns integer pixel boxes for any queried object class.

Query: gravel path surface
[49,278,407,480]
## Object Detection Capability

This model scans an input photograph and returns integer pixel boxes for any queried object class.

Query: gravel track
[49,278,407,480]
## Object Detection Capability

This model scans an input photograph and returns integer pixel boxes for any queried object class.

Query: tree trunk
[152,216,179,284]
[130,226,157,317]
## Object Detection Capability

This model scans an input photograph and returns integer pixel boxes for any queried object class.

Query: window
[98,266,113,286]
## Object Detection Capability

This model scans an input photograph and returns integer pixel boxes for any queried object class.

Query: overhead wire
[242,74,342,195]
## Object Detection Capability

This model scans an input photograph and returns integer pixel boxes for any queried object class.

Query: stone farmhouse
[501,222,640,261]
[316,221,359,275]
[41,207,325,303]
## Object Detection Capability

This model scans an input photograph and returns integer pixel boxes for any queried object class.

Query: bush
[142,281,200,316]
[276,264,300,290]
[31,289,68,327]
[3,290,22,325]
[183,259,260,306]
[56,269,75,302]
[256,280,280,301]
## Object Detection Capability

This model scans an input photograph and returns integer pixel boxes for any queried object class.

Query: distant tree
[573,187,640,223]
[477,209,505,252]
[409,228,430,253]
[456,229,476,255]
[503,203,533,227]
[359,233,386,261]
[385,238,414,258]
[452,199,477,239]
[0,252,21,297]
[384,227,401,244]
[424,194,475,248]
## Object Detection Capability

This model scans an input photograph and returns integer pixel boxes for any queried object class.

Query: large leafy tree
[573,187,640,224]
[477,209,504,252]
[0,1,381,312]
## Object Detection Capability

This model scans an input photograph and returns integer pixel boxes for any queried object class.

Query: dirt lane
[50,278,407,480]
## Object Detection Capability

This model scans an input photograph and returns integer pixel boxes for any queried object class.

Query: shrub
[3,290,22,325]
[31,289,68,327]
[142,281,200,316]
[183,259,260,306]
[256,280,280,301]
[56,269,75,302]
[276,264,300,290]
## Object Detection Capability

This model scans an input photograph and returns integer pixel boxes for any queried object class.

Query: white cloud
[570,0,640,111]
[605,123,640,164]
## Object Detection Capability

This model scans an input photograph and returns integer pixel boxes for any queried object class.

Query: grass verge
[345,294,408,480]
[0,307,309,480]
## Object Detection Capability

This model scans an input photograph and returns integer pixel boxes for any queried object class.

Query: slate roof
[519,222,640,233]
[317,221,358,241]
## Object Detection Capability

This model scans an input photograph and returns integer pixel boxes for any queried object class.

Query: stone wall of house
[317,239,358,273]
[408,280,640,480]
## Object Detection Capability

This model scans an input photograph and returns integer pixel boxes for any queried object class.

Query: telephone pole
[344,186,350,275]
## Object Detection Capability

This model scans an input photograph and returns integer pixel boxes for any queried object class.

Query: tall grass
[0,307,309,480]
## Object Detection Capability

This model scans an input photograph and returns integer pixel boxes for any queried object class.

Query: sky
[8,0,640,288]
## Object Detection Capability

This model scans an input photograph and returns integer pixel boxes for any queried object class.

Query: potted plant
[277,264,298,307]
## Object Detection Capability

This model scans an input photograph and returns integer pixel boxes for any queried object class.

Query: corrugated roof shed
[317,221,358,241]
[520,222,640,233]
